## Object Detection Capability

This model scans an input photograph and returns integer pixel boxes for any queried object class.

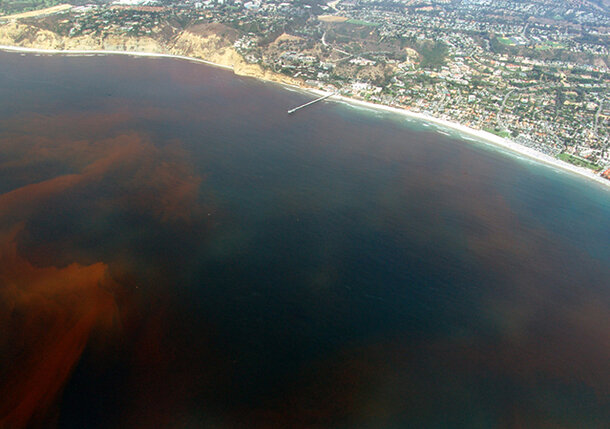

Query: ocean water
[0,52,609,428]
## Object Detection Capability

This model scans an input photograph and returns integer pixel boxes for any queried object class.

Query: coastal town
[1,0,609,180]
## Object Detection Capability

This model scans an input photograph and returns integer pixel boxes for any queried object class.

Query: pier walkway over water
[287,92,337,114]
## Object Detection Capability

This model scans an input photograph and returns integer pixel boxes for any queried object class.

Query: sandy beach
[1,44,608,190]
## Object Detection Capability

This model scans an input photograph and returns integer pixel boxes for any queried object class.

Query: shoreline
[1,44,608,190]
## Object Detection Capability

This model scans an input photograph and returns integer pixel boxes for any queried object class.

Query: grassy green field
[537,42,565,50]
[484,127,511,138]
[497,37,516,46]
[346,19,380,27]
[558,153,603,171]
[0,0,60,15]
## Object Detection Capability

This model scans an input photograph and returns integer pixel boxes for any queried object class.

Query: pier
[288,92,336,114]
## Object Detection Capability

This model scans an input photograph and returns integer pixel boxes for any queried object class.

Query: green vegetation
[484,127,511,138]
[557,153,603,171]
[498,37,516,46]
[0,0,59,15]
[535,41,565,51]
[417,40,448,69]
[346,19,379,27]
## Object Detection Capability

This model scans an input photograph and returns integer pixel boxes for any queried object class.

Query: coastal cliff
[170,26,298,85]
[0,21,300,86]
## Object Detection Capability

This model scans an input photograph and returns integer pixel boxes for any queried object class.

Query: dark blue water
[1,52,609,428]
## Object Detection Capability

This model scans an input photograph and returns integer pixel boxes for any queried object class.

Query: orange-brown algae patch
[0,227,119,428]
